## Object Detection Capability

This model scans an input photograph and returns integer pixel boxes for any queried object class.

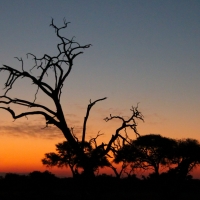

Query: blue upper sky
[0,0,199,140]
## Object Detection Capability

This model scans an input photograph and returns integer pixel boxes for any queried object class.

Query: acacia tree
[132,134,177,176]
[0,19,143,178]
[42,141,80,177]
[42,140,110,177]
[114,134,177,177]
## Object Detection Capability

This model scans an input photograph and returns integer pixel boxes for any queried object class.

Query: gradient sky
[0,0,200,178]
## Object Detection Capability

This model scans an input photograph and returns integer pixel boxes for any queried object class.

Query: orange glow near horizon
[0,100,199,178]
[0,135,62,174]
[0,0,199,183]
[1,130,200,179]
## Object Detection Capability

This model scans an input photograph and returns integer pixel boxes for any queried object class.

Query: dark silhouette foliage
[166,138,200,179]
[29,170,57,180]
[42,141,110,177]
[0,170,200,199]
[114,134,200,179]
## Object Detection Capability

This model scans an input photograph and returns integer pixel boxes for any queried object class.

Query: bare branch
[89,131,104,148]
[0,64,53,96]
[0,106,59,127]
[81,97,107,146]
[71,127,79,142]
[103,105,144,155]
[0,96,56,116]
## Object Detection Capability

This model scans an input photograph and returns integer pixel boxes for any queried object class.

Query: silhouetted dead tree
[0,19,92,147]
[0,19,144,178]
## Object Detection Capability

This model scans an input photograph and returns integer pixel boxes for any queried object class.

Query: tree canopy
[42,140,110,177]
[113,134,200,179]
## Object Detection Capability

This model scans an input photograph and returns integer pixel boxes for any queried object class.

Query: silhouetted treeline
[0,170,200,199]
[42,134,200,180]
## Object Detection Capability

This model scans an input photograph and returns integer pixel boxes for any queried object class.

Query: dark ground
[0,173,199,200]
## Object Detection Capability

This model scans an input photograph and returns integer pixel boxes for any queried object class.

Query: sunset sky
[0,0,200,178]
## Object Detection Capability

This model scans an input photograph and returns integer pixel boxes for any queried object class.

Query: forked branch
[104,105,144,155]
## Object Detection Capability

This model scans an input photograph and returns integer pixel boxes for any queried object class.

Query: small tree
[42,141,80,177]
[166,139,200,179]
[42,140,110,177]
[0,19,143,178]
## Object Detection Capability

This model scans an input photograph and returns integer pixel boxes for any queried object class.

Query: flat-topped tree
[0,19,144,178]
